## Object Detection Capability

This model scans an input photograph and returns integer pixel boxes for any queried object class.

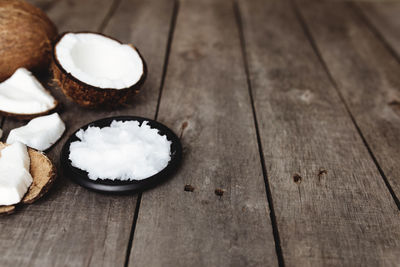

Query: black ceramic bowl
[61,116,182,194]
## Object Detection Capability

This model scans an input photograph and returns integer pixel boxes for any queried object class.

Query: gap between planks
[123,1,179,266]
[290,0,400,210]
[127,0,279,265]
[237,0,400,265]
[351,2,400,64]
[233,1,285,266]
[0,0,175,266]
[97,0,123,32]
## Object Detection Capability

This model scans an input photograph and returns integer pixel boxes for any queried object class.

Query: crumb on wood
[293,173,302,184]
[389,100,400,112]
[184,184,194,192]
[318,169,328,179]
[180,121,189,138]
[215,188,224,197]
[388,100,400,106]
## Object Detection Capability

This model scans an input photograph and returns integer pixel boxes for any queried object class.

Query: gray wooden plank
[238,0,400,266]
[26,0,58,11]
[0,0,175,266]
[358,1,400,57]
[45,0,114,32]
[297,0,400,208]
[128,0,278,266]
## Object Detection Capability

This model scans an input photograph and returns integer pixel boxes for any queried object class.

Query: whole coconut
[0,0,58,81]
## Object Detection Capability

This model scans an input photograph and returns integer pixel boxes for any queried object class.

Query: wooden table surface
[1,0,400,266]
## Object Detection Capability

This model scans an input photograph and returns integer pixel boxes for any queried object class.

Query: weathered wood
[0,0,175,266]
[358,2,400,57]
[26,0,58,12]
[238,0,400,266]
[297,0,400,207]
[128,0,278,266]
[45,0,115,32]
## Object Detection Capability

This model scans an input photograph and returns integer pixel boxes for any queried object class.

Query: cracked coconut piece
[0,68,57,119]
[0,142,56,215]
[7,113,66,151]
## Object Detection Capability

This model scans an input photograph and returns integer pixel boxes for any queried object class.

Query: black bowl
[61,116,182,194]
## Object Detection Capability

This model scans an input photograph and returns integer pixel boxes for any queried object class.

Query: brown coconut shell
[52,32,147,108]
[0,205,15,215]
[0,72,58,120]
[0,103,58,121]
[0,143,57,215]
[0,0,58,81]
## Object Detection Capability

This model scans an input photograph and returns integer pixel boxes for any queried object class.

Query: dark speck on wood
[293,174,302,184]
[215,188,224,197]
[184,184,194,192]
[389,100,400,114]
[318,169,328,180]
[180,121,189,138]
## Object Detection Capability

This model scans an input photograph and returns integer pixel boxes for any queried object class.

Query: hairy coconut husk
[0,0,58,81]
[0,142,56,215]
[52,32,147,109]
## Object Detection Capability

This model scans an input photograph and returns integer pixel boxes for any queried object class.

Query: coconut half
[0,142,56,215]
[0,68,58,119]
[53,32,147,108]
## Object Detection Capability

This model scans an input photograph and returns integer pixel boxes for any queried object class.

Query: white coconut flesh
[7,113,66,151]
[0,68,56,114]
[69,120,171,181]
[55,33,144,89]
[0,142,33,206]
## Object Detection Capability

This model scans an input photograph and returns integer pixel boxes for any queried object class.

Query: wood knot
[184,184,194,192]
[293,174,302,184]
[182,49,203,61]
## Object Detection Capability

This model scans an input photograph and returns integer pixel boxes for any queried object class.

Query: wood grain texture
[358,1,400,56]
[128,0,278,266]
[0,0,175,266]
[297,0,400,207]
[26,0,58,12]
[44,0,115,32]
[238,0,400,266]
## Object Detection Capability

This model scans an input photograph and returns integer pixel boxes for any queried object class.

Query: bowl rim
[60,115,182,194]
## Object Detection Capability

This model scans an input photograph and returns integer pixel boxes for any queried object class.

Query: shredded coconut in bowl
[68,120,171,181]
